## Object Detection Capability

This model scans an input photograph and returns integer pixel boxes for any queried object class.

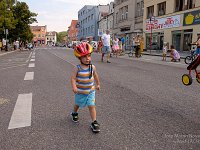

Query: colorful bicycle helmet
[74,42,93,58]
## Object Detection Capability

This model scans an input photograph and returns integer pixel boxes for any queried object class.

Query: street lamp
[4,5,10,51]
[149,15,155,54]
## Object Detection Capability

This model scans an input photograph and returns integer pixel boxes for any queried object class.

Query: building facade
[30,25,47,46]
[143,0,200,51]
[113,0,144,48]
[98,2,114,36]
[46,31,57,46]
[68,20,78,42]
[77,5,109,41]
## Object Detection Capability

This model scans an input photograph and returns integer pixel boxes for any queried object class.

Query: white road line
[28,63,35,68]
[24,72,34,80]
[8,93,32,129]
[30,59,35,62]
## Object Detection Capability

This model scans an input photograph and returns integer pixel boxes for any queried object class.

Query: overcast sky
[19,0,113,32]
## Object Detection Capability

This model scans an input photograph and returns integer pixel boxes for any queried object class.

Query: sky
[19,0,113,32]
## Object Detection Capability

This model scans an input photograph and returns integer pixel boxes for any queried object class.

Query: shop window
[147,5,154,19]
[157,2,166,16]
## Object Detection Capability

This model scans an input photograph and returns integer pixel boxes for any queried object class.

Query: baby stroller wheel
[182,74,192,85]
[196,72,200,84]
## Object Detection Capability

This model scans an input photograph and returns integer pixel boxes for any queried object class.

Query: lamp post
[4,3,10,51]
[150,16,155,54]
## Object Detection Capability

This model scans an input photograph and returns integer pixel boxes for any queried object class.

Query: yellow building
[143,0,200,51]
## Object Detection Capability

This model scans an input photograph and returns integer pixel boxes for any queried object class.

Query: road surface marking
[24,72,34,80]
[8,93,32,129]
[28,63,35,68]
[30,59,35,62]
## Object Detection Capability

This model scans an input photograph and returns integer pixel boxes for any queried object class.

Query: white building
[46,31,57,46]
[98,2,114,36]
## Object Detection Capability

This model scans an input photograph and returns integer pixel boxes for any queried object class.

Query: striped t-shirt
[76,64,95,95]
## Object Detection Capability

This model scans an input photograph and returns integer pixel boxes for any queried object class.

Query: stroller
[182,55,200,85]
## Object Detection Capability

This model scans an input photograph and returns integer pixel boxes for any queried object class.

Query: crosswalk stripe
[24,72,34,80]
[30,59,35,62]
[28,63,35,68]
[8,93,32,129]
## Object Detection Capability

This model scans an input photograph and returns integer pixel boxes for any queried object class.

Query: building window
[38,34,40,37]
[116,12,119,24]
[91,14,94,20]
[175,0,195,12]
[147,5,154,19]
[136,1,143,17]
[125,6,128,20]
[158,2,166,16]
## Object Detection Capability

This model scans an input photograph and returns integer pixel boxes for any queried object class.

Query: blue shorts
[75,91,95,108]
[102,46,111,54]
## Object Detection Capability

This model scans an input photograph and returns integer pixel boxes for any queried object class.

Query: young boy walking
[71,42,101,133]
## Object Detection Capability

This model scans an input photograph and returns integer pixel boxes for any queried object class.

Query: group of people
[162,32,200,62]
[162,43,181,62]
[97,30,145,62]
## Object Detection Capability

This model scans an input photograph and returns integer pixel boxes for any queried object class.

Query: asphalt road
[0,47,200,150]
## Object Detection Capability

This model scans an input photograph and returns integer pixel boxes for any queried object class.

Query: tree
[9,1,37,42]
[57,31,67,43]
[0,0,37,42]
[0,0,16,39]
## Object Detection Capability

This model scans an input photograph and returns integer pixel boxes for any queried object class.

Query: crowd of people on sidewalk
[96,30,145,63]
[0,39,35,52]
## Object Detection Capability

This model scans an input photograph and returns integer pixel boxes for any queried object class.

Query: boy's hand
[72,87,78,93]
[96,85,100,90]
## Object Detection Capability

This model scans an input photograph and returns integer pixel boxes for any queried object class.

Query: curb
[0,50,19,56]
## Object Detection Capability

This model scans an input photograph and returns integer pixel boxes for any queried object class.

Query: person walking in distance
[101,30,111,63]
[71,42,101,133]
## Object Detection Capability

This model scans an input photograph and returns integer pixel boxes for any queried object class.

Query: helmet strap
[80,60,93,79]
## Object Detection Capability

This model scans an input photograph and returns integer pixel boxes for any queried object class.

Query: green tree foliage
[57,31,67,43]
[0,0,37,42]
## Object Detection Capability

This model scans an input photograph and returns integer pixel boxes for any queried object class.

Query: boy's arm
[71,66,78,93]
[93,65,100,90]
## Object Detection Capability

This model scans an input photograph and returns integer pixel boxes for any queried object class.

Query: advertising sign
[183,10,200,26]
[146,15,181,31]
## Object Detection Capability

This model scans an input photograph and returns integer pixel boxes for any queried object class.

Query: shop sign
[146,15,181,31]
[183,10,200,26]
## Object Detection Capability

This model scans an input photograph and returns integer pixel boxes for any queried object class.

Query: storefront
[145,14,181,51]
[172,29,193,51]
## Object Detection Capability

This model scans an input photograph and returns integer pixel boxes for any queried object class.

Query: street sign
[150,16,155,22]
[4,29,8,35]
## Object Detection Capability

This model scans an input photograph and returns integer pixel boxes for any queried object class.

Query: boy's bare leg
[107,52,110,62]
[88,106,96,121]
[74,105,79,113]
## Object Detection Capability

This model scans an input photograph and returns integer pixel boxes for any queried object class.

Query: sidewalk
[124,49,189,59]
[142,49,189,59]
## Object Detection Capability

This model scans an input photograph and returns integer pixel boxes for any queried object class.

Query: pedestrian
[170,45,180,62]
[121,35,125,53]
[131,37,135,55]
[101,30,111,63]
[71,42,101,133]
[139,37,144,57]
[97,37,103,53]
[193,32,200,56]
[135,35,141,58]
[162,42,168,61]
[112,35,119,57]
[0,39,2,51]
